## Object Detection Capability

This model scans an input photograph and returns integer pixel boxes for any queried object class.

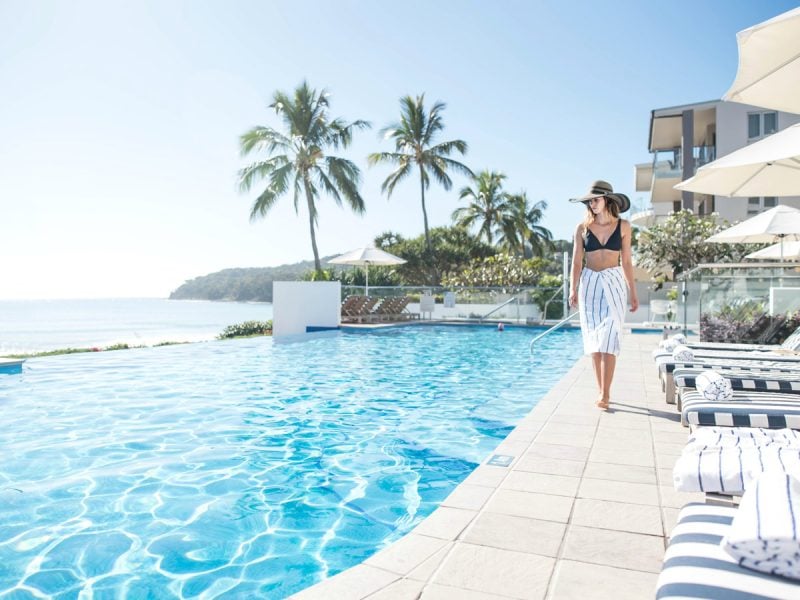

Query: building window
[747,197,777,215]
[748,111,778,140]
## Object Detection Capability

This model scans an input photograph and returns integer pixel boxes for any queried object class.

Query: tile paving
[291,333,700,599]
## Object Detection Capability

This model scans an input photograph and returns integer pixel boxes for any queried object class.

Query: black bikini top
[584,219,622,252]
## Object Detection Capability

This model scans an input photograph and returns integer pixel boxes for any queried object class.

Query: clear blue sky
[1,0,796,299]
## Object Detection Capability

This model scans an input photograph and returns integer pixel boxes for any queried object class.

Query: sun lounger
[673,427,800,494]
[681,389,800,428]
[680,324,800,353]
[674,368,800,406]
[368,296,419,322]
[341,295,379,323]
[657,356,800,404]
[656,502,800,599]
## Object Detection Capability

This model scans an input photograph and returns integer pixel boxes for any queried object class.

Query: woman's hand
[569,289,578,309]
[630,295,639,312]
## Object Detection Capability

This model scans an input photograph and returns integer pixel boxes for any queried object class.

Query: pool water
[0,325,581,598]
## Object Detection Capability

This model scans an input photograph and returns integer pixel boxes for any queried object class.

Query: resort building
[633,99,800,226]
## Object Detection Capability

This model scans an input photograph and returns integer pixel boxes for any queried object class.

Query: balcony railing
[651,145,716,179]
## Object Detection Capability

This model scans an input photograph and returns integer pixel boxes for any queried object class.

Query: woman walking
[568,180,638,410]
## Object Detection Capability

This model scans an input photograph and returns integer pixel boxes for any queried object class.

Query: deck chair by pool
[656,502,800,599]
[673,367,800,407]
[341,296,378,323]
[681,388,800,428]
[369,296,418,322]
[672,426,800,494]
[657,355,800,404]
[664,323,800,354]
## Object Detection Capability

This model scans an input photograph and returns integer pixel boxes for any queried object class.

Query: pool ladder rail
[529,312,579,354]
[478,296,519,322]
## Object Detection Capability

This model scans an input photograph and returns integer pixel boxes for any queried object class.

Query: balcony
[636,145,715,203]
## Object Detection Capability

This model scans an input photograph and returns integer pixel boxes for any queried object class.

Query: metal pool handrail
[529,312,579,354]
[479,296,518,322]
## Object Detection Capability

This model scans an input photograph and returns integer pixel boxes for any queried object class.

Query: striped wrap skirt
[578,266,627,356]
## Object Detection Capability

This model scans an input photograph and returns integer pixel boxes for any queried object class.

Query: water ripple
[0,325,581,598]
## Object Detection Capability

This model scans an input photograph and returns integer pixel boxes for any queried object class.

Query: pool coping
[289,332,699,599]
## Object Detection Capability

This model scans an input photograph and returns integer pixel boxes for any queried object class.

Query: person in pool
[568,180,638,410]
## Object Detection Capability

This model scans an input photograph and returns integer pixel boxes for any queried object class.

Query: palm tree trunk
[303,178,322,273]
[419,166,438,284]
[419,166,431,257]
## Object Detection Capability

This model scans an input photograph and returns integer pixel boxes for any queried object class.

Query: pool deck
[291,332,701,600]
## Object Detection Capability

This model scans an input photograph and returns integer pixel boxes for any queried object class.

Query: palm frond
[368,151,405,167]
[239,127,292,157]
[249,187,282,222]
[325,157,366,214]
[427,159,454,191]
[238,155,292,192]
[436,156,474,179]
[429,139,468,157]
[381,161,413,196]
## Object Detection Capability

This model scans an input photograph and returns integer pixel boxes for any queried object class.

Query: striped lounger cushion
[681,390,800,428]
[657,503,800,599]
[673,445,800,494]
[659,359,800,377]
[674,372,800,395]
[659,361,800,392]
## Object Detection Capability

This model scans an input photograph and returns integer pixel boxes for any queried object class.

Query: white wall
[272,281,341,338]
[714,102,800,222]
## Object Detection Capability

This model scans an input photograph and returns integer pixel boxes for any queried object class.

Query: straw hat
[569,180,630,213]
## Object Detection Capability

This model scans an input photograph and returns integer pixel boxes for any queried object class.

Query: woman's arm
[620,219,639,312]
[568,223,584,309]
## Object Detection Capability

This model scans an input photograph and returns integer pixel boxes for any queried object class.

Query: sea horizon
[0,297,274,355]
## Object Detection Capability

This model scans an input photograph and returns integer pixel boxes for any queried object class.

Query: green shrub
[218,320,273,339]
[104,343,131,351]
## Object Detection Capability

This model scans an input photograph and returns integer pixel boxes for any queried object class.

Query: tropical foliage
[528,273,567,319]
[441,253,551,287]
[452,170,509,245]
[369,94,473,273]
[499,193,553,257]
[238,81,370,273]
[452,171,553,258]
[218,320,273,339]
[375,226,494,286]
[636,210,757,282]
[302,266,402,287]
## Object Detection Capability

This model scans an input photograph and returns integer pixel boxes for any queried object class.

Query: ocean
[0,298,273,355]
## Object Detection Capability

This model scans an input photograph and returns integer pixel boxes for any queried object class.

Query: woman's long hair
[582,197,620,234]
[583,198,619,244]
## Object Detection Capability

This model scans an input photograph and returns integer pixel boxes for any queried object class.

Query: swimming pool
[0,325,581,598]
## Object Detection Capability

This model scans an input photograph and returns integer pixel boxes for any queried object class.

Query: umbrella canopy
[328,247,406,295]
[706,205,800,244]
[746,240,800,260]
[674,122,800,197]
[706,204,800,261]
[723,6,800,114]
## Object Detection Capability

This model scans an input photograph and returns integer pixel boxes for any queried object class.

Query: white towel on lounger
[723,471,800,581]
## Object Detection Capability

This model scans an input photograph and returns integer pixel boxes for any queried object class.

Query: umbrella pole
[365,265,369,297]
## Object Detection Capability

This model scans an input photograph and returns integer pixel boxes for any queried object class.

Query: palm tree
[499,193,553,257]
[451,170,509,245]
[368,94,473,264]
[238,81,370,273]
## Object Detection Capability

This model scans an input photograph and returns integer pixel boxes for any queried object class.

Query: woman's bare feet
[596,396,610,410]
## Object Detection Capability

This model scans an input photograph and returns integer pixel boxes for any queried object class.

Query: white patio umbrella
[723,6,800,114]
[328,247,406,295]
[674,122,800,197]
[705,204,800,261]
[746,240,800,260]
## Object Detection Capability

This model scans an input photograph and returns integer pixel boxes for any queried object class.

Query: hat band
[590,187,612,196]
